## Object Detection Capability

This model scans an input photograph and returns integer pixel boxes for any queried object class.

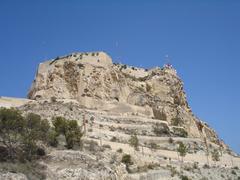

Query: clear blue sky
[0,0,239,154]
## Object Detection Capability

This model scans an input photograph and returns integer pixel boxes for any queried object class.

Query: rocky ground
[0,100,239,180]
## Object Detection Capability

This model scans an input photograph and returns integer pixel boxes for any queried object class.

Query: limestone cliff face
[28,52,188,113]
[28,51,222,145]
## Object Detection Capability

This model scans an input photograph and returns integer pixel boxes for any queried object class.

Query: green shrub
[129,134,139,150]
[36,147,45,156]
[47,129,58,147]
[24,113,50,140]
[177,142,188,162]
[0,108,24,160]
[193,162,198,169]
[146,83,152,92]
[117,148,123,153]
[65,120,82,149]
[121,154,132,165]
[22,113,50,160]
[52,117,83,149]
[120,64,127,71]
[231,170,237,175]
[167,165,178,177]
[52,116,67,135]
[180,175,189,180]
[211,149,220,162]
[203,164,209,169]
[0,146,8,161]
[110,136,117,142]
[147,164,154,169]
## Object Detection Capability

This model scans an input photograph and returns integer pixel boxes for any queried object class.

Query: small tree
[52,117,83,149]
[121,154,132,165]
[52,116,67,135]
[47,129,58,147]
[0,108,24,160]
[177,142,188,162]
[65,120,82,149]
[129,134,139,151]
[211,149,220,163]
[22,113,50,160]
[121,154,133,172]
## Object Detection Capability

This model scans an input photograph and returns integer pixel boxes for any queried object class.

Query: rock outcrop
[27,51,223,146]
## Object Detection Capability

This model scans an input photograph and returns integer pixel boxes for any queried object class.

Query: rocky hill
[0,51,240,180]
[28,51,222,146]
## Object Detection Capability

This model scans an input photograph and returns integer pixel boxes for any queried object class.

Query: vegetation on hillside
[0,108,50,162]
[52,116,83,149]
[211,149,220,162]
[177,142,188,162]
[129,133,139,151]
[0,108,83,163]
